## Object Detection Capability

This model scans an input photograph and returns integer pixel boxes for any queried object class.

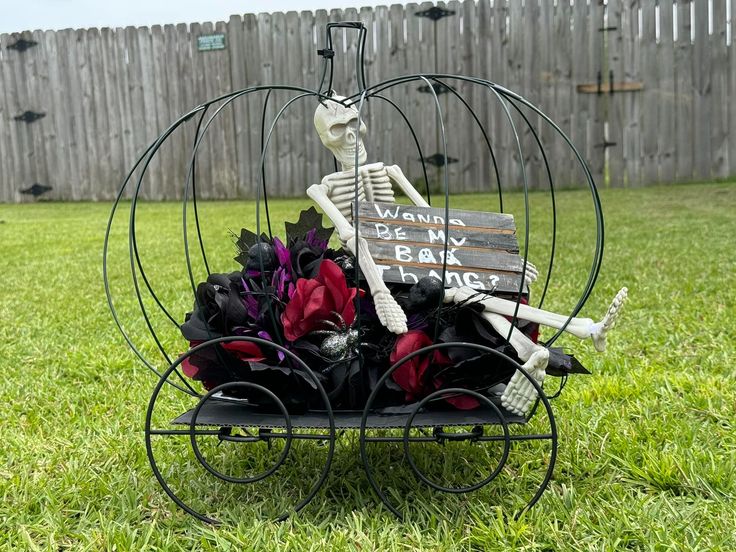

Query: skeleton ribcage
[325,162,396,218]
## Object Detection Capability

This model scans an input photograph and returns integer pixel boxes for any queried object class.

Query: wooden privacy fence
[0,0,734,202]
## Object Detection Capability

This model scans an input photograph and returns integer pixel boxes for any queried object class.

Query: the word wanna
[373,204,468,227]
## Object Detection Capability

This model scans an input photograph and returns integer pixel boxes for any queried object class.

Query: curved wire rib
[506,98,557,311]
[430,77,504,212]
[417,76,450,342]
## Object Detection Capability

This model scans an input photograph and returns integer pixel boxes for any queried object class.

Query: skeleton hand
[501,347,549,416]
[372,291,408,334]
[344,234,408,335]
[590,287,628,352]
[523,261,538,287]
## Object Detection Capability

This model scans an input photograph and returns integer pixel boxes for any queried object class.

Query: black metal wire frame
[359,342,558,520]
[104,75,603,390]
[104,29,604,522]
[144,336,336,524]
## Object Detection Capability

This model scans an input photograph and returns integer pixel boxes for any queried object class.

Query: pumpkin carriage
[104,22,625,522]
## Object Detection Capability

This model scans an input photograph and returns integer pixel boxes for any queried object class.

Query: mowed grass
[0,182,734,550]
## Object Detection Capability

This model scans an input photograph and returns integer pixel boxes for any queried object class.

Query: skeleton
[307,94,628,415]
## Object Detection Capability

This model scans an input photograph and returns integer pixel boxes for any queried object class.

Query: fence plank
[0,33,21,201]
[710,0,728,178]
[622,1,641,187]
[675,0,693,182]
[730,0,736,176]
[607,0,625,188]
[570,0,589,187]
[658,0,676,183]
[692,0,711,179]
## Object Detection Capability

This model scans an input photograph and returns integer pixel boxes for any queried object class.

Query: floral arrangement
[180,208,587,412]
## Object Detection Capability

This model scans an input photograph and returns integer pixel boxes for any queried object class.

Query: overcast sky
[1,1,397,34]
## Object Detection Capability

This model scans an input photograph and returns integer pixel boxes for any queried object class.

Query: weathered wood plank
[242,13,262,198]
[299,10,320,188]
[366,239,524,272]
[284,11,303,196]
[489,0,508,210]
[475,0,492,192]
[606,0,625,187]
[228,14,248,197]
[270,12,290,194]
[657,0,676,183]
[150,25,171,199]
[639,2,658,184]
[525,0,543,191]
[256,12,279,197]
[730,0,736,176]
[570,0,589,185]
[7,31,43,200]
[587,0,605,188]
[100,27,125,199]
[692,0,711,180]
[710,0,728,178]
[357,220,520,251]
[67,29,92,200]
[377,265,523,294]
[0,33,21,201]
[554,0,573,188]
[674,0,693,182]
[356,201,517,231]
[622,0,641,186]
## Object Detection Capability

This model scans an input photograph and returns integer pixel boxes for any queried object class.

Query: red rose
[182,340,265,386]
[390,330,435,401]
[281,259,362,341]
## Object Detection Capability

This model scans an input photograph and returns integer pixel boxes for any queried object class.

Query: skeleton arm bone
[307,183,408,334]
[385,164,430,207]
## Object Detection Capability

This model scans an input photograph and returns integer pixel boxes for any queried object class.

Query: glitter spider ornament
[309,311,360,362]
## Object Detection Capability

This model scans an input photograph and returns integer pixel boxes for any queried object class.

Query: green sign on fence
[197,33,226,52]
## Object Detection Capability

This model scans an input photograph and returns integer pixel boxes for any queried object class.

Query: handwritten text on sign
[354,202,527,294]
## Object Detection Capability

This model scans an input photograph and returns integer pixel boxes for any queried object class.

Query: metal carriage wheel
[359,342,557,520]
[144,337,336,524]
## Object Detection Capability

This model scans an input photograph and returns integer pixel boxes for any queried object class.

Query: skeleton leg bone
[480,312,550,416]
[445,286,628,350]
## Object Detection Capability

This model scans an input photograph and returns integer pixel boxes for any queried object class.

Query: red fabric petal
[444,394,480,410]
[303,286,328,319]
[181,357,199,378]
[221,341,265,362]
[390,331,434,399]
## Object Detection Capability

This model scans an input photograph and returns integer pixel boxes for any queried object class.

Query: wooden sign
[354,202,528,294]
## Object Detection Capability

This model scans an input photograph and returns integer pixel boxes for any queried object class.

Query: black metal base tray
[172,399,527,430]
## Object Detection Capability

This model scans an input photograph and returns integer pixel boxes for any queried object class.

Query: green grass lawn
[1,182,735,550]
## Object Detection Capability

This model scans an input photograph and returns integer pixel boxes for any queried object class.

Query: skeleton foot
[590,287,628,352]
[373,291,408,334]
[501,348,549,416]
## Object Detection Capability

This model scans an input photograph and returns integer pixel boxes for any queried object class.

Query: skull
[314,95,367,168]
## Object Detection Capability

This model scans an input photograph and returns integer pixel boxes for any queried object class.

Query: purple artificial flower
[272,237,292,271]
[305,228,328,251]
[271,266,291,300]
[258,330,285,361]
[240,277,261,320]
